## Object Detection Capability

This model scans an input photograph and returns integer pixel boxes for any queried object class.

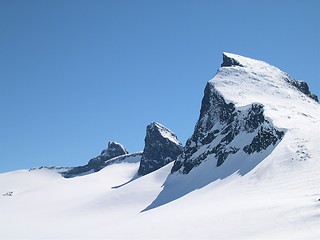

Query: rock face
[99,141,129,160]
[221,53,243,67]
[285,78,318,102]
[172,54,286,174]
[138,122,183,176]
[63,141,128,178]
[64,53,317,178]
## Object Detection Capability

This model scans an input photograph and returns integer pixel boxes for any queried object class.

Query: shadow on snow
[111,173,140,189]
[142,144,279,212]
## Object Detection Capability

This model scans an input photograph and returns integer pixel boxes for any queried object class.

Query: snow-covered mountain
[173,52,318,174]
[1,53,320,240]
[61,122,183,178]
[63,141,130,178]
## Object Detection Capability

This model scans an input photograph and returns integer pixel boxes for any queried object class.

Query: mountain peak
[62,141,129,178]
[138,122,183,175]
[147,122,182,146]
[101,141,128,158]
[221,52,270,68]
[217,53,318,109]
[172,52,318,174]
[221,52,244,67]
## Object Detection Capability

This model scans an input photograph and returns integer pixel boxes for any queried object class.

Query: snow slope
[150,122,182,146]
[1,53,320,239]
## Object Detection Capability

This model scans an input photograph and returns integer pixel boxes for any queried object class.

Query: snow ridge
[149,122,182,146]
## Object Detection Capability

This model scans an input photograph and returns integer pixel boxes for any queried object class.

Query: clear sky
[1,0,319,173]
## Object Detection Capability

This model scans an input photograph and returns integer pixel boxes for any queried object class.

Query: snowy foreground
[1,157,320,239]
[1,53,320,239]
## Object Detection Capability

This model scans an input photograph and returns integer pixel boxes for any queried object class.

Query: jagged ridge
[172,83,285,174]
[63,141,129,178]
[171,52,317,175]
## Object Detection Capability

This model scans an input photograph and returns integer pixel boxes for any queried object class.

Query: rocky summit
[138,122,183,176]
[172,52,317,174]
[100,141,129,160]
[63,141,128,178]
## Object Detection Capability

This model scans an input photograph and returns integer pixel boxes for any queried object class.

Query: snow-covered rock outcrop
[63,141,129,178]
[138,122,183,176]
[100,141,129,159]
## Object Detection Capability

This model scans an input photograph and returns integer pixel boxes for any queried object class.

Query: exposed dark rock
[2,191,14,197]
[172,82,285,174]
[284,77,318,102]
[188,83,235,148]
[86,141,128,171]
[101,141,129,159]
[221,53,244,67]
[243,127,285,154]
[29,166,72,173]
[63,141,128,178]
[138,122,183,176]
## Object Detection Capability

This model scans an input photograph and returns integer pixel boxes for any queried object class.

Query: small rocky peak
[147,122,182,146]
[138,122,183,176]
[101,141,129,159]
[221,52,244,67]
[63,141,128,178]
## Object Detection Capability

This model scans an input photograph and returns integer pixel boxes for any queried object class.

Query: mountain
[138,122,183,176]
[171,52,316,174]
[1,53,319,240]
[171,87,285,174]
[62,122,182,178]
[63,141,129,178]
[147,52,319,209]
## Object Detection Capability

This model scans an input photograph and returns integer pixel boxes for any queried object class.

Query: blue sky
[1,0,319,173]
